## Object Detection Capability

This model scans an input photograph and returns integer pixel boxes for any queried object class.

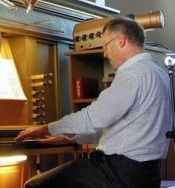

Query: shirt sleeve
[48,69,139,136]
[74,131,102,144]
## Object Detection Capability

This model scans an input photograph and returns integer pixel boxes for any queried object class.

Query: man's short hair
[103,17,145,47]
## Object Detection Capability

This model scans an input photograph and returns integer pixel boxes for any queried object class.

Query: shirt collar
[118,53,153,72]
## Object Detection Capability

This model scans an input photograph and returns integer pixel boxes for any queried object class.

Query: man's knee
[25,174,48,188]
[24,161,73,188]
[25,178,38,188]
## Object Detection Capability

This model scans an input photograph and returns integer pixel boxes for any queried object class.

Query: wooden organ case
[0,34,59,124]
[7,37,59,125]
[0,20,60,187]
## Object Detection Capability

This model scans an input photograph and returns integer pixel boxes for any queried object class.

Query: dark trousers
[25,150,161,188]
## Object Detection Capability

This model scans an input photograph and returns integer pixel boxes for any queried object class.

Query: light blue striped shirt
[48,53,172,162]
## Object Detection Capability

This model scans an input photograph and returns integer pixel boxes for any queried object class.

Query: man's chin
[110,61,117,69]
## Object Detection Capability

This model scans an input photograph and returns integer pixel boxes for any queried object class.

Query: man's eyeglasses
[103,36,118,50]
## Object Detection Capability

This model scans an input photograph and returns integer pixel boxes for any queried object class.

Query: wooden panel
[23,156,37,182]
[36,41,59,123]
[8,37,59,124]
[0,100,29,125]
[0,163,25,188]
[8,36,38,98]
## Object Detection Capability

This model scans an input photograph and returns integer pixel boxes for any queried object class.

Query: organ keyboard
[0,125,79,155]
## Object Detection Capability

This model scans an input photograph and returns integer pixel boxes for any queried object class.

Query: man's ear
[118,35,126,48]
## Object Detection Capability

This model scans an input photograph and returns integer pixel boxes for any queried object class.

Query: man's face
[103,30,126,69]
[102,29,121,69]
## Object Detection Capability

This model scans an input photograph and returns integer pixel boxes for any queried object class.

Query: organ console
[0,14,63,188]
[0,125,78,188]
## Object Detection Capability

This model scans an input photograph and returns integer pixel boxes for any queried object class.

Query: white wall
[106,0,175,51]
